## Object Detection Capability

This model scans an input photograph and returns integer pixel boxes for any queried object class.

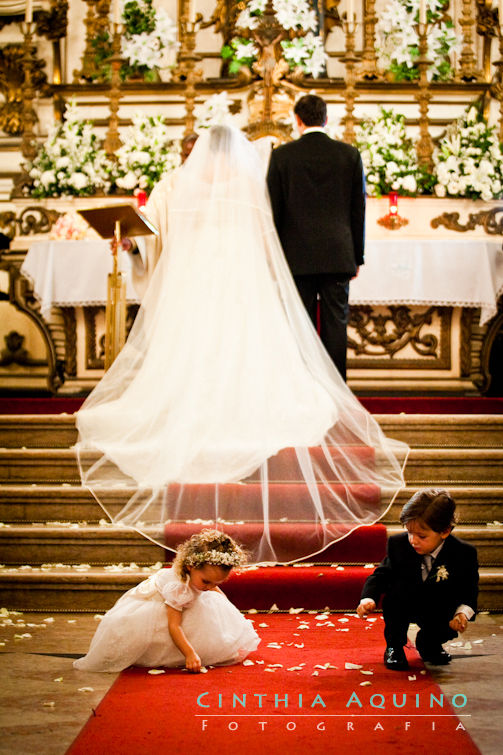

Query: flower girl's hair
[173,529,247,580]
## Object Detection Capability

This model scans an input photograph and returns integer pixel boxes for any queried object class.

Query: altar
[1,195,499,396]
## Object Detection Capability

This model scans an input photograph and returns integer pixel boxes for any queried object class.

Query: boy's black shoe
[384,646,409,670]
[415,632,452,665]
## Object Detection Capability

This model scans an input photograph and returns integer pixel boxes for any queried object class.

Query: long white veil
[76,125,408,563]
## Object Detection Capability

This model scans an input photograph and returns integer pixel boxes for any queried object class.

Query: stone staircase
[0,413,502,612]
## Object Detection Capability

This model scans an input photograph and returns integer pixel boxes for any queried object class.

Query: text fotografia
[196,691,468,710]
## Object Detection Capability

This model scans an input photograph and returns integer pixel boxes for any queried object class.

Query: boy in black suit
[357,488,479,670]
[266,94,365,381]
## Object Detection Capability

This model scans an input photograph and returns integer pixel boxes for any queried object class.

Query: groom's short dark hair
[294,95,327,127]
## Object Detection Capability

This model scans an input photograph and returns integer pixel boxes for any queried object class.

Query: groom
[266,95,366,380]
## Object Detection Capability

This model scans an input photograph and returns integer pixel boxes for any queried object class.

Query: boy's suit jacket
[266,132,365,276]
[361,532,479,619]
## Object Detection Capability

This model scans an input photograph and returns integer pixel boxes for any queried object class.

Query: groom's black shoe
[384,646,409,670]
[415,632,452,665]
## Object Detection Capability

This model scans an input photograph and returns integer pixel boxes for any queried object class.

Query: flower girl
[74,530,260,673]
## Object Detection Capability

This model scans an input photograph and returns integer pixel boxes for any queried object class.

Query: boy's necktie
[422,554,433,581]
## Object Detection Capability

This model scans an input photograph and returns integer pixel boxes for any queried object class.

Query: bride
[76,125,408,564]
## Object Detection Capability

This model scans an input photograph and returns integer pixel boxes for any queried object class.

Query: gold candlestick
[415,22,434,173]
[359,0,381,80]
[173,5,203,136]
[341,15,359,145]
[105,219,127,370]
[491,25,503,144]
[458,0,482,81]
[11,21,39,198]
[103,21,123,157]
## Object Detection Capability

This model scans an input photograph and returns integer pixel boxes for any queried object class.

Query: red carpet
[67,613,480,755]
[1,396,502,414]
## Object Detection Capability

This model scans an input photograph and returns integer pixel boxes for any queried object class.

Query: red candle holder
[378,192,409,230]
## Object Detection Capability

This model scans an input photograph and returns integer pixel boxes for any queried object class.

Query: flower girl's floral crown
[185,550,243,568]
[174,529,247,578]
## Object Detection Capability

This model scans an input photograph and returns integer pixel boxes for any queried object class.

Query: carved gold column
[341,15,359,145]
[415,23,434,172]
[458,0,483,81]
[359,0,380,80]
[103,21,123,157]
[492,24,503,143]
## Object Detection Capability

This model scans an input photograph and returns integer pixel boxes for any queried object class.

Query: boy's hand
[449,613,468,633]
[357,598,376,618]
[185,651,202,672]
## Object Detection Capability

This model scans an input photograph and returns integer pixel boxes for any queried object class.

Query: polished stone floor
[0,611,502,755]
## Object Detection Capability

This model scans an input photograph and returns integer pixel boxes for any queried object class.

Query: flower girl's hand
[185,651,202,673]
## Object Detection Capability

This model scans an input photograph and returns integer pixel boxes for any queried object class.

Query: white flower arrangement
[113,113,180,193]
[119,0,178,81]
[376,0,460,81]
[222,0,326,78]
[195,92,235,131]
[28,101,113,198]
[355,107,434,196]
[433,106,503,201]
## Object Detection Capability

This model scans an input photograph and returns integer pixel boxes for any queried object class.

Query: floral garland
[433,106,503,201]
[222,0,326,79]
[28,101,113,198]
[113,113,181,192]
[376,0,459,81]
[185,550,244,568]
[355,107,434,197]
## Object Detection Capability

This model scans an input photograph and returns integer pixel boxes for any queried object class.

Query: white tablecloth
[350,239,503,325]
[21,240,142,314]
[21,238,503,325]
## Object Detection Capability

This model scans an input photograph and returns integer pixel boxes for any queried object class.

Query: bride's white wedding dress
[76,125,408,563]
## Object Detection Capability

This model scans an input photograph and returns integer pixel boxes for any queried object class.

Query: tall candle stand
[11,21,39,197]
[415,22,434,173]
[341,15,359,145]
[492,23,503,144]
[457,0,482,81]
[359,0,380,80]
[175,12,203,136]
[103,21,123,157]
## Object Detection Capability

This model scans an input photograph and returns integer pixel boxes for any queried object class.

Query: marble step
[0,565,500,613]
[1,414,502,449]
[0,524,501,567]
[2,447,503,484]
[1,484,501,525]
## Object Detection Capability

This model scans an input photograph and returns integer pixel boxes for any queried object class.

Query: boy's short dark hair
[294,95,327,127]
[399,488,456,533]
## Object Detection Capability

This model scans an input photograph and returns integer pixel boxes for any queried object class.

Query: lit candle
[347,0,354,22]
[25,0,33,23]
[188,0,196,23]
[500,0,503,28]
[419,0,427,26]
[113,0,121,25]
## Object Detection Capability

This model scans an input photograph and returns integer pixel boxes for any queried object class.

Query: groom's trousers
[294,273,351,381]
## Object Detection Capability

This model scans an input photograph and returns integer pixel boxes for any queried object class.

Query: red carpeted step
[220,565,375,611]
[164,523,386,565]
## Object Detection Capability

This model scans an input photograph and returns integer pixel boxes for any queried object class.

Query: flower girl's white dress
[73,568,260,672]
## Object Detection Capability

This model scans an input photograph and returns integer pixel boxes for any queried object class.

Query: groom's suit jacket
[361,532,479,620]
[266,131,365,277]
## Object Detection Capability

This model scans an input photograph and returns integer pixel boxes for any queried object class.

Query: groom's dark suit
[266,131,365,379]
[361,532,479,649]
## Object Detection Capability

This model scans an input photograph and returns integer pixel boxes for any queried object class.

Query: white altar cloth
[21,238,503,326]
[21,240,141,314]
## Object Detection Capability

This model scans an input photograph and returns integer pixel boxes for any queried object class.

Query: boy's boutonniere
[435,565,449,582]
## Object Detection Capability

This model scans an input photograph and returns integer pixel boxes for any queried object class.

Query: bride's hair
[173,529,247,579]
